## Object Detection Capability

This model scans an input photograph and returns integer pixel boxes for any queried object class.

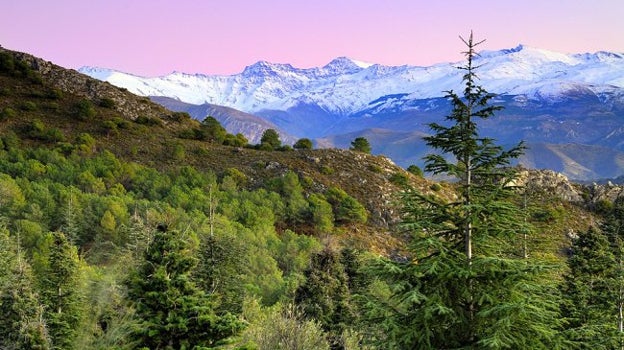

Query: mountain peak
[242,60,295,76]
[322,57,373,74]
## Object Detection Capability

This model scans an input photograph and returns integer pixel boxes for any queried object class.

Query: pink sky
[2,0,623,76]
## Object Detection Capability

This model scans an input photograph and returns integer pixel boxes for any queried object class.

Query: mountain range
[79,45,624,181]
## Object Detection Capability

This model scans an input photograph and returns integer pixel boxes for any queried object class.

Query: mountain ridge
[79,45,624,181]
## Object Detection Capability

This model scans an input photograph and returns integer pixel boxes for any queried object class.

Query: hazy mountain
[80,46,624,180]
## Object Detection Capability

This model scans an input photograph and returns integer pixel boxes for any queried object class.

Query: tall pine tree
[125,226,242,349]
[561,197,624,348]
[0,228,50,350]
[34,231,83,350]
[371,32,562,349]
[295,246,356,349]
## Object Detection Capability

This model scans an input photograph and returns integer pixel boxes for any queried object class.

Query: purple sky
[2,0,623,76]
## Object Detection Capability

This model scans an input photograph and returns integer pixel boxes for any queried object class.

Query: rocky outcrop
[515,168,624,206]
[3,48,172,123]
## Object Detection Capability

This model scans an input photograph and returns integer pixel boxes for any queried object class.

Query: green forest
[0,36,622,349]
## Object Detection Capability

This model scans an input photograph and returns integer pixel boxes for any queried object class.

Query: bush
[72,99,97,120]
[98,98,116,108]
[326,187,368,224]
[294,138,313,150]
[350,137,371,154]
[170,111,191,121]
[389,172,409,186]
[407,164,424,177]
[0,107,16,120]
[259,129,281,150]
[19,101,38,111]
[134,115,162,126]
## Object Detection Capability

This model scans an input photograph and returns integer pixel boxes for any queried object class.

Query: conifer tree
[125,226,242,349]
[0,228,51,350]
[34,231,83,350]
[371,32,562,349]
[561,197,624,348]
[295,246,356,349]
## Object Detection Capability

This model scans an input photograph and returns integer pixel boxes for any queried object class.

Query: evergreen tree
[0,228,51,350]
[200,116,227,143]
[561,197,624,348]
[370,32,561,349]
[349,137,371,154]
[260,129,281,150]
[561,226,622,348]
[125,226,242,349]
[34,231,83,350]
[295,246,356,349]
[294,138,314,150]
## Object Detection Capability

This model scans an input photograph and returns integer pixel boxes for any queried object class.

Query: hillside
[4,45,624,349]
[3,45,620,257]
[0,46,441,253]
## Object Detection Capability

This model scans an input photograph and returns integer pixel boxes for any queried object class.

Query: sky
[1,0,623,76]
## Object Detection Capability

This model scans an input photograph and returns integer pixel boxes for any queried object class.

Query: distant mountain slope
[80,46,624,181]
[149,96,296,144]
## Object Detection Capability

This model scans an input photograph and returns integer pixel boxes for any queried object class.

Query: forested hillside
[0,44,621,349]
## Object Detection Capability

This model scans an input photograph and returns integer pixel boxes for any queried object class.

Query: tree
[561,197,624,348]
[0,228,50,350]
[561,226,622,348]
[326,187,367,225]
[260,129,281,150]
[243,301,330,350]
[294,138,313,150]
[200,116,227,143]
[370,32,561,349]
[34,231,83,349]
[295,246,356,349]
[349,137,371,154]
[125,226,242,349]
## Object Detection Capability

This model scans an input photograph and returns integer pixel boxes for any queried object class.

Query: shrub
[294,138,313,150]
[170,111,191,121]
[407,164,424,177]
[134,115,162,127]
[98,98,116,108]
[0,107,16,120]
[350,137,371,154]
[320,166,334,175]
[430,183,442,192]
[368,164,382,173]
[389,172,409,186]
[19,101,38,111]
[326,187,368,224]
[259,129,281,150]
[72,99,97,120]
[46,88,63,100]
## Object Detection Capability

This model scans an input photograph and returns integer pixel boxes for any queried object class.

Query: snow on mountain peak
[321,57,371,75]
[79,46,624,115]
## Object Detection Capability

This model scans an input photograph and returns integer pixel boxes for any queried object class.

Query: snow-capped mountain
[80,45,624,181]
[79,45,624,115]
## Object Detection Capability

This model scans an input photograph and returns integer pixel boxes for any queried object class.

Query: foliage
[326,187,368,225]
[260,128,281,150]
[242,301,330,350]
[349,137,371,154]
[200,116,228,143]
[406,164,423,177]
[294,138,314,150]
[125,227,243,349]
[0,228,51,350]
[368,32,562,349]
[561,197,624,347]
[295,246,356,349]
[34,231,83,349]
[72,99,97,120]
